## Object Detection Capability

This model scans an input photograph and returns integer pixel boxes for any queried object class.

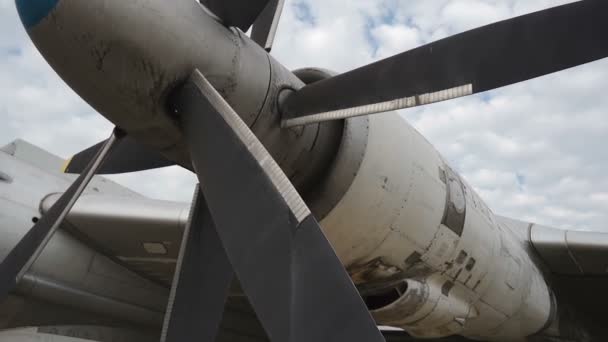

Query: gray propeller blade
[161,186,233,342]
[251,0,285,51]
[64,135,174,175]
[0,129,123,301]
[281,1,608,127]
[172,69,384,342]
[200,0,269,32]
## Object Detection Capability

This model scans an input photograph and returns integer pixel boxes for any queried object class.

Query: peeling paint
[348,257,403,286]
[465,258,476,271]
[441,280,455,296]
[456,250,468,264]
[404,252,422,267]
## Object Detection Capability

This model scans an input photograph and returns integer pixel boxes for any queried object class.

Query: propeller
[0,128,124,300]
[165,69,385,342]
[0,72,386,341]
[63,135,174,175]
[280,1,608,127]
[199,0,284,51]
[200,0,268,31]
[251,0,285,51]
[161,186,233,342]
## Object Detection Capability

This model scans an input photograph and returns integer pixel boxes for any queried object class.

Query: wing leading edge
[498,216,608,341]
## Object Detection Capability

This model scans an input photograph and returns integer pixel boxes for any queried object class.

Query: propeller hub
[17,0,271,156]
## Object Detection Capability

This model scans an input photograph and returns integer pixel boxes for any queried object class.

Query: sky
[2,0,607,231]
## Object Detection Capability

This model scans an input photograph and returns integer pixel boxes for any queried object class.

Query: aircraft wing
[46,193,476,341]
[498,217,608,340]
[531,224,608,340]
[530,225,608,276]
[40,193,188,286]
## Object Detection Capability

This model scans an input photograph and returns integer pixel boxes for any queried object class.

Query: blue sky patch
[364,17,380,56]
[293,1,316,25]
[516,172,526,190]
[4,47,22,57]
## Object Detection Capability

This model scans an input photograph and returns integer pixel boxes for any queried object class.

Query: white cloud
[439,0,511,32]
[370,24,420,58]
[2,0,607,232]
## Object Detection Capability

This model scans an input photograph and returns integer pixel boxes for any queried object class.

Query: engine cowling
[294,67,557,341]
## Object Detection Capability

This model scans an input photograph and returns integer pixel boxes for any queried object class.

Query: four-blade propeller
[1,1,607,341]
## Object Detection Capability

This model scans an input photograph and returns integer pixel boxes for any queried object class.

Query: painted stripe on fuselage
[15,0,59,29]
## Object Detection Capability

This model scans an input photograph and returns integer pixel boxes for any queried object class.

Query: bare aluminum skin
[0,144,167,329]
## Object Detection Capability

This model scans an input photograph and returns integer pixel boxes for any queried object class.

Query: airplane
[1,0,607,341]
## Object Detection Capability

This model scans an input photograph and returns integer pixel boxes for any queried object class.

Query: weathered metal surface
[318,112,553,340]
[348,258,404,294]
[440,166,467,236]
[0,130,124,304]
[371,275,471,339]
[27,0,270,164]
[291,68,367,220]
[0,149,168,328]
[371,279,429,324]
[249,59,344,200]
[23,0,339,197]
[41,193,189,285]
[2,128,557,341]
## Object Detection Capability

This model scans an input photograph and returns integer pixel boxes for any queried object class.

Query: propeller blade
[161,186,233,342]
[63,135,174,175]
[251,0,285,51]
[281,1,608,127]
[200,0,269,32]
[0,129,123,301]
[172,69,384,342]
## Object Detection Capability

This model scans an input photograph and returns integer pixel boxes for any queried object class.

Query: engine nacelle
[298,67,556,341]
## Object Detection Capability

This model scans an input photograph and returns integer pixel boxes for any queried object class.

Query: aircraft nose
[15,0,59,29]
